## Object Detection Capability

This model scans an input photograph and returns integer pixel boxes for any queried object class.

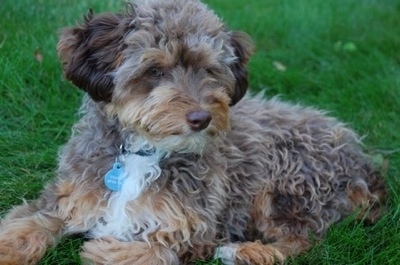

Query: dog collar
[132,147,156,157]
[120,143,156,157]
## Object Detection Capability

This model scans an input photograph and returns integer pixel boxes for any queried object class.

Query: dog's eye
[205,68,213,75]
[205,68,220,76]
[148,68,165,79]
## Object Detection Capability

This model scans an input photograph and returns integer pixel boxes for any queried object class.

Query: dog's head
[58,0,253,153]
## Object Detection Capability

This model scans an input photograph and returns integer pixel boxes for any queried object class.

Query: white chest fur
[89,149,164,241]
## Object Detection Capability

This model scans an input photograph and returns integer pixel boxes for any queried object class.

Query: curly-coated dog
[0,0,386,264]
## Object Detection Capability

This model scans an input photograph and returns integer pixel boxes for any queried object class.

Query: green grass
[1,0,399,264]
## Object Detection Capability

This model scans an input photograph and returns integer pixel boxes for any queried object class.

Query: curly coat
[0,0,386,264]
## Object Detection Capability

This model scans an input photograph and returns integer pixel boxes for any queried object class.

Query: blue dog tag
[104,162,125,191]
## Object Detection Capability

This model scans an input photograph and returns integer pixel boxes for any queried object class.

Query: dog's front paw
[0,224,57,265]
[81,237,179,265]
[0,243,22,265]
[0,234,48,265]
[215,242,285,265]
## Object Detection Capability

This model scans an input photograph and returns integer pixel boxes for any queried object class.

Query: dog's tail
[346,164,387,223]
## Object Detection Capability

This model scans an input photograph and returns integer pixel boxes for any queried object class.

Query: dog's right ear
[57,10,129,102]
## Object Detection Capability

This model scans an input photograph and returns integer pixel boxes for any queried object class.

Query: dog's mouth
[135,121,222,155]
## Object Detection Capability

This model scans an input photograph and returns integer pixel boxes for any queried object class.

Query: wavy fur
[0,0,385,264]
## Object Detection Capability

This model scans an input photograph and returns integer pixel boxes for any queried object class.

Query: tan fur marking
[81,238,178,265]
[236,241,285,265]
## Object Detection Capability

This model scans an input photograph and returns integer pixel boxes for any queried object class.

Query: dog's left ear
[57,10,130,102]
[229,31,254,106]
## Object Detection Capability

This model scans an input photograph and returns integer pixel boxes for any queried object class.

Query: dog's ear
[229,31,254,106]
[57,10,129,102]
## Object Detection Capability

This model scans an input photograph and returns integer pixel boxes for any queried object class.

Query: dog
[0,0,386,264]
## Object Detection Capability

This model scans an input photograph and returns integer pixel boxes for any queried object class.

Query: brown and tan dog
[0,0,386,264]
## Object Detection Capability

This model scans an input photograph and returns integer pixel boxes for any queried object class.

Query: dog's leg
[80,237,179,265]
[215,172,386,265]
[215,188,312,265]
[216,235,310,265]
[0,202,62,265]
[0,173,106,264]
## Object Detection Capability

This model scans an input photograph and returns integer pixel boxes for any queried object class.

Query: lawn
[1,0,399,264]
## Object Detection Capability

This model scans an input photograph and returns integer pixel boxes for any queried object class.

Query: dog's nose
[186,110,212,131]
